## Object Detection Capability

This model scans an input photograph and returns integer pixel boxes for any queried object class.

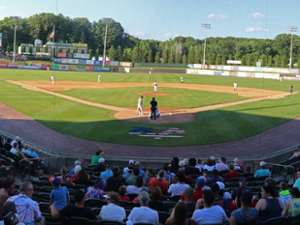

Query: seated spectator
[181,187,196,217]
[118,186,130,202]
[185,158,200,178]
[50,177,69,218]
[127,191,159,225]
[148,170,169,194]
[293,170,300,191]
[216,157,229,172]
[0,177,16,221]
[86,180,104,200]
[98,192,126,223]
[126,168,140,185]
[67,160,82,177]
[229,190,258,225]
[105,167,124,192]
[224,165,240,179]
[256,182,283,221]
[166,202,196,225]
[168,172,190,197]
[60,190,95,220]
[7,181,44,225]
[100,163,113,183]
[233,158,243,171]
[192,189,228,225]
[127,176,147,195]
[73,169,90,185]
[202,156,216,172]
[282,187,300,217]
[254,161,271,178]
[122,160,135,179]
[232,178,249,208]
[149,187,164,212]
[193,178,205,201]
[90,150,104,166]
[279,181,292,207]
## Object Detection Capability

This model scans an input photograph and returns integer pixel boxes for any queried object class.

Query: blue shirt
[100,169,113,182]
[50,186,69,210]
[254,169,271,178]
[294,178,300,191]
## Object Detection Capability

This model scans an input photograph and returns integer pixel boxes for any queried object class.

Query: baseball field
[0,68,299,147]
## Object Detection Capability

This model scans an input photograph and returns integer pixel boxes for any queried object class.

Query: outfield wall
[186,69,281,80]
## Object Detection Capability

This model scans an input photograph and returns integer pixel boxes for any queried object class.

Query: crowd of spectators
[1,135,300,225]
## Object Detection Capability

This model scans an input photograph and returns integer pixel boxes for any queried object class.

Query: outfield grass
[0,69,299,146]
[62,87,244,109]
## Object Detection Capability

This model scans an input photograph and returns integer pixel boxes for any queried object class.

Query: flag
[48,26,55,41]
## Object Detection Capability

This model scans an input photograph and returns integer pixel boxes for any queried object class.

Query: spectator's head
[240,190,253,208]
[52,177,61,188]
[196,177,206,189]
[291,187,300,198]
[0,176,16,196]
[105,192,120,204]
[296,170,300,178]
[118,185,127,196]
[150,187,162,202]
[280,181,289,190]
[96,150,103,156]
[261,182,278,198]
[112,167,120,177]
[74,165,82,175]
[94,180,104,190]
[172,202,188,224]
[74,190,86,205]
[176,171,185,183]
[229,164,235,171]
[220,157,226,163]
[133,168,140,176]
[138,191,150,206]
[259,161,267,168]
[188,158,196,167]
[12,142,17,149]
[183,187,194,201]
[203,189,215,208]
[157,170,165,179]
[21,181,34,197]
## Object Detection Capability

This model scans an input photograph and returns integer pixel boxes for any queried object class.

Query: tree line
[0,13,300,67]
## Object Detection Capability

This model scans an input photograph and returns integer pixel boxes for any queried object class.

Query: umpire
[150,97,158,120]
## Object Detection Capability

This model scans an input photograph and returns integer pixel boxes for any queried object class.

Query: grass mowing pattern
[0,69,299,146]
[63,87,244,109]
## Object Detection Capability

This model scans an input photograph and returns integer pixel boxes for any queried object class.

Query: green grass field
[62,87,244,109]
[0,69,299,146]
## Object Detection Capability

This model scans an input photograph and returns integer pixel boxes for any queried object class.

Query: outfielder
[233,81,238,92]
[180,76,184,83]
[50,75,56,85]
[97,74,102,82]
[137,96,144,116]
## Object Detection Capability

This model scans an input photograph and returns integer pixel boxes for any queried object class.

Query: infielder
[50,75,56,85]
[233,81,238,92]
[97,74,102,82]
[153,81,158,92]
[137,96,144,116]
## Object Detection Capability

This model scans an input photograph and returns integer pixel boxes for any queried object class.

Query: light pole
[12,25,17,63]
[102,23,108,67]
[201,23,211,68]
[288,26,298,69]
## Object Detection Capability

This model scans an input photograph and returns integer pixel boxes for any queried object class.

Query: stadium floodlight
[12,25,17,63]
[288,26,298,69]
[201,23,211,68]
[102,24,108,67]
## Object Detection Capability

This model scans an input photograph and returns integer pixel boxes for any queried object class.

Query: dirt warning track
[7,80,290,124]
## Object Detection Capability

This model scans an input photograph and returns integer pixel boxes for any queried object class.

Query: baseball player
[180,76,184,83]
[233,81,238,92]
[97,74,102,82]
[149,67,153,75]
[137,96,144,116]
[153,81,158,92]
[50,75,56,85]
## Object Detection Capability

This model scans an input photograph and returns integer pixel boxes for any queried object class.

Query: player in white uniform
[233,81,238,92]
[50,76,55,85]
[97,74,102,82]
[153,81,158,92]
[137,96,144,116]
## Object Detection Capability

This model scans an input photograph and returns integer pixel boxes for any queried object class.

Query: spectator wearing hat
[127,191,159,225]
[229,191,258,225]
[50,177,69,218]
[98,192,126,223]
[254,161,271,178]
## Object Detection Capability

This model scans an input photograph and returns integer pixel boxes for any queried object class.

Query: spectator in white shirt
[127,191,159,225]
[202,157,216,172]
[7,181,44,225]
[168,172,190,197]
[215,157,229,172]
[99,192,126,223]
[192,189,228,225]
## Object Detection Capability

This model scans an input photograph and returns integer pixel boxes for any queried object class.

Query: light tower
[201,23,211,68]
[288,26,298,69]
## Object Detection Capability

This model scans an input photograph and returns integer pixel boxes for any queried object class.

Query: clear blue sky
[0,0,299,40]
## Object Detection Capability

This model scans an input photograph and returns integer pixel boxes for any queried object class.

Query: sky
[0,0,299,40]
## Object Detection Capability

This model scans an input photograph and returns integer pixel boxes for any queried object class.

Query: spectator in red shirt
[148,170,169,194]
[224,165,240,179]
